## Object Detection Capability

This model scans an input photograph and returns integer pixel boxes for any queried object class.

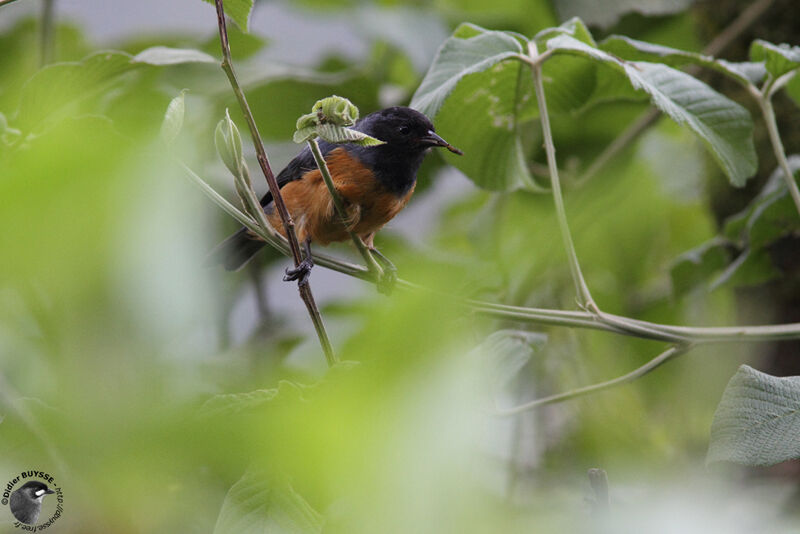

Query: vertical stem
[307,138,383,276]
[213,0,336,366]
[528,42,596,310]
[759,95,800,217]
[40,0,55,66]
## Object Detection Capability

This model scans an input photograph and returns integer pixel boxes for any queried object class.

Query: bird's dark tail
[206,227,266,271]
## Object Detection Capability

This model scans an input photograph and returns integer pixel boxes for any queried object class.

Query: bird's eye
[398,125,410,135]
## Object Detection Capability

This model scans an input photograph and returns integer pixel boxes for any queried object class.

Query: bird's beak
[420,130,463,155]
[45,488,55,495]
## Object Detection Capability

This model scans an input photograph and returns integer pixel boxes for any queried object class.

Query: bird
[9,481,55,525]
[208,106,462,285]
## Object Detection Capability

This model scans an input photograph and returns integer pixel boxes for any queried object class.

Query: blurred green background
[1,0,799,532]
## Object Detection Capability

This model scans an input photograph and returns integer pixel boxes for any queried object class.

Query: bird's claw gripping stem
[284,238,314,285]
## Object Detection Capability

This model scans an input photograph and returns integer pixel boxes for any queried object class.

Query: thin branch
[495,345,688,415]
[182,162,800,344]
[307,138,384,276]
[757,86,800,217]
[212,0,336,366]
[529,41,596,310]
[0,0,24,7]
[577,0,775,186]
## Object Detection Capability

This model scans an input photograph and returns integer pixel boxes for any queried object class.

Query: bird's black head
[18,481,55,500]
[356,107,462,155]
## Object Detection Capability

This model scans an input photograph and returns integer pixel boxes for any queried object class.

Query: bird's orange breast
[266,147,415,245]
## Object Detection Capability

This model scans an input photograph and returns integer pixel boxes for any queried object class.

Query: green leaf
[201,23,267,60]
[750,40,800,79]
[132,46,216,65]
[412,24,525,117]
[411,24,545,192]
[202,0,254,33]
[160,90,187,145]
[16,50,134,131]
[533,16,595,48]
[669,236,731,296]
[546,34,757,187]
[708,365,800,466]
[600,35,766,86]
[724,156,800,250]
[214,469,324,534]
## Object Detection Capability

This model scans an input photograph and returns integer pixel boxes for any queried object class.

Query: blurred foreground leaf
[708,365,800,466]
[200,381,308,418]
[475,329,546,390]
[214,469,324,534]
[160,90,187,145]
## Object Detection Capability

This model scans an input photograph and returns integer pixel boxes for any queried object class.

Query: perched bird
[209,106,461,283]
[9,481,55,525]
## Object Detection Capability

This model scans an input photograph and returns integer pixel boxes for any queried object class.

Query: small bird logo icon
[9,481,55,525]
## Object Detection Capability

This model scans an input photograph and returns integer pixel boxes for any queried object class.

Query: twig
[307,138,384,276]
[756,84,800,216]
[577,0,775,186]
[182,162,800,344]
[213,0,336,366]
[40,0,55,66]
[0,0,24,7]
[529,41,596,311]
[495,345,688,415]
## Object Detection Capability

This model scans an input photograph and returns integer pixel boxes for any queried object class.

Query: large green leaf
[750,40,800,79]
[202,0,254,33]
[708,365,800,466]
[214,469,324,534]
[600,35,766,86]
[546,34,757,187]
[16,50,134,131]
[411,24,544,192]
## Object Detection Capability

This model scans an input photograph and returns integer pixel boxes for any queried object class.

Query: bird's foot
[284,257,314,285]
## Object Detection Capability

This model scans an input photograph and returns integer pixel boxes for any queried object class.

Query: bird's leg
[362,233,397,295]
[284,237,314,285]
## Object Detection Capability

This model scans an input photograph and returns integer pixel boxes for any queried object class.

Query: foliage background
[0,0,798,531]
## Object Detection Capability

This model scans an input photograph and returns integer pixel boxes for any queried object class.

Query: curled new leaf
[214,110,244,176]
[312,95,359,126]
[293,96,385,146]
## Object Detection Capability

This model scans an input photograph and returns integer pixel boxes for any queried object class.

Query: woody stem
[214,0,336,366]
